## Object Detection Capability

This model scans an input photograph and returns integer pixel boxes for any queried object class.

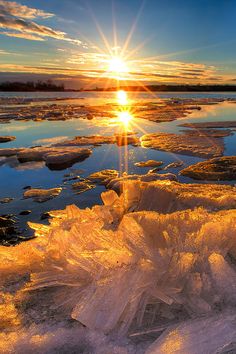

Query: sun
[117,111,132,126]
[108,56,129,78]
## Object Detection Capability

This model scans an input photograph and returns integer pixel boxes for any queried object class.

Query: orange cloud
[0,1,53,19]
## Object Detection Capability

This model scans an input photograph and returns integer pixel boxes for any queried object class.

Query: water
[0,92,235,240]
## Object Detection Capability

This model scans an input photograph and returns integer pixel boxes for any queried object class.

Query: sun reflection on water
[117,90,128,105]
[117,111,132,127]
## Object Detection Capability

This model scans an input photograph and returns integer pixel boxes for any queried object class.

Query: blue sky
[0,0,236,88]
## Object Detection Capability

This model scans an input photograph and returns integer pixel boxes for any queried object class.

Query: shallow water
[0,92,235,241]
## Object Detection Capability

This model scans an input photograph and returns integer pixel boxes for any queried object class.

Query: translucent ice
[0,180,236,353]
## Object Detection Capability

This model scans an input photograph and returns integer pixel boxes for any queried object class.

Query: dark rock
[19,210,32,216]
[40,212,51,220]
[0,136,16,143]
[0,197,13,204]
[0,216,16,239]
[148,167,163,173]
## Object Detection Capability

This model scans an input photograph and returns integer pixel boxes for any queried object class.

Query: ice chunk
[1,180,236,353]
[146,312,236,354]
[23,188,62,202]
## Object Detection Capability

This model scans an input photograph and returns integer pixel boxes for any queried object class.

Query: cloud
[0,1,85,45]
[0,1,53,19]
[0,31,45,41]
[0,47,22,55]
[63,52,221,83]
[0,48,10,54]
[0,53,233,86]
[0,15,66,39]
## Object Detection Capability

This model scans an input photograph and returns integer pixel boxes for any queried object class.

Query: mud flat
[180,156,236,180]
[140,131,225,158]
[1,180,236,353]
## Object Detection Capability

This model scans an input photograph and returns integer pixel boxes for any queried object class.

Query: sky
[0,0,236,88]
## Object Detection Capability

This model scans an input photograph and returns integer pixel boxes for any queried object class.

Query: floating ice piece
[140,131,224,158]
[0,136,16,143]
[23,188,62,202]
[180,156,236,181]
[17,147,92,170]
[0,148,22,157]
[135,160,163,168]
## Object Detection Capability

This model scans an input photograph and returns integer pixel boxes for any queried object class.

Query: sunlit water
[0,91,235,240]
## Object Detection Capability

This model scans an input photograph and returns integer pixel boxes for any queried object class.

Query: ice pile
[1,180,236,353]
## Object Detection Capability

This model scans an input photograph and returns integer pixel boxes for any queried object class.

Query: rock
[72,181,95,194]
[88,169,119,185]
[141,131,225,158]
[0,197,13,204]
[135,160,163,168]
[23,188,62,202]
[0,215,16,239]
[0,136,16,143]
[40,212,51,220]
[23,186,31,190]
[180,156,236,181]
[19,210,31,216]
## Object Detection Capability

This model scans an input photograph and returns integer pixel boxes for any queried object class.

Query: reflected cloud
[0,156,45,170]
[0,123,35,132]
[33,136,69,145]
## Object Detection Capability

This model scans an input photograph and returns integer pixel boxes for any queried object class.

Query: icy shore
[1,180,236,353]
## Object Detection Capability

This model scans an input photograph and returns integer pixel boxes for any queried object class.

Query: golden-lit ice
[1,180,236,353]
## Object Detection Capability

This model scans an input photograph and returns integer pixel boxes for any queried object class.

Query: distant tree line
[93,84,236,92]
[0,80,65,92]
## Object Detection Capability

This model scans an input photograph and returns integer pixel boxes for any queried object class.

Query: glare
[108,56,128,75]
[118,111,132,126]
[117,90,128,105]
